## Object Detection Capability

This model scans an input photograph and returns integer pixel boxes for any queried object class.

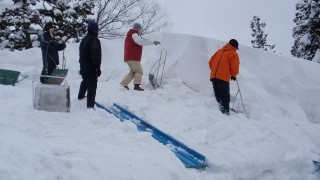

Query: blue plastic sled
[95,102,207,169]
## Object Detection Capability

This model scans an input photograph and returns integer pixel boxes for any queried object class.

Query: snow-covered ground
[0,33,320,180]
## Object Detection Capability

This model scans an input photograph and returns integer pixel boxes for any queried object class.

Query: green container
[45,69,69,85]
[0,69,20,86]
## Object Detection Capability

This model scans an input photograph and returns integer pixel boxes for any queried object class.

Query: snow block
[314,160,320,172]
[33,83,70,112]
[95,102,207,169]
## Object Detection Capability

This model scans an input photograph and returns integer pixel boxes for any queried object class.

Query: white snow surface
[0,33,320,180]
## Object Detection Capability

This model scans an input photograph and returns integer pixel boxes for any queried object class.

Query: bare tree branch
[139,1,171,35]
[95,0,171,39]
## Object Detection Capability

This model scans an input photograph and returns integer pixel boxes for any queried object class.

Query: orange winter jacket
[209,43,240,83]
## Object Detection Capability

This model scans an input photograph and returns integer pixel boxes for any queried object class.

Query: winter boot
[78,95,87,100]
[87,107,95,111]
[134,84,144,91]
[123,86,129,90]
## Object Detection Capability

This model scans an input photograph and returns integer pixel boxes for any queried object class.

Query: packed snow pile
[0,33,319,180]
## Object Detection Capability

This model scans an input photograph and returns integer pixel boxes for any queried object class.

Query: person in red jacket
[209,39,240,115]
[120,23,161,91]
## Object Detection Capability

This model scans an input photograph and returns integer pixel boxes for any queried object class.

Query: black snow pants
[78,74,98,108]
[211,78,230,115]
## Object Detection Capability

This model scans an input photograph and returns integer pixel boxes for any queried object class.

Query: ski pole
[231,79,247,117]
[231,87,239,111]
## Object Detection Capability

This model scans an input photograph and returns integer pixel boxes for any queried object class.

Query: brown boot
[134,84,144,91]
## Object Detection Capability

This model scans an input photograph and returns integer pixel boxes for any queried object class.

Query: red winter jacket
[124,29,143,61]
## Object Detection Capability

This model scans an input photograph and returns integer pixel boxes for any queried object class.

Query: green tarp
[0,69,20,86]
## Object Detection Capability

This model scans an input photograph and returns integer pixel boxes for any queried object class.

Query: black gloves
[154,41,161,46]
[96,68,101,77]
[50,39,58,45]
[230,76,237,81]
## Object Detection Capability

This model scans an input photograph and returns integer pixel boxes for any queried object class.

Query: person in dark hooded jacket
[38,22,66,83]
[78,22,102,109]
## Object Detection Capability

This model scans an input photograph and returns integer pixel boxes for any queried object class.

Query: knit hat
[132,23,142,30]
[44,22,54,32]
[229,39,239,50]
[88,22,99,33]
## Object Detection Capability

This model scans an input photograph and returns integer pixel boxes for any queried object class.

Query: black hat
[229,39,239,50]
[87,22,99,33]
[44,22,54,32]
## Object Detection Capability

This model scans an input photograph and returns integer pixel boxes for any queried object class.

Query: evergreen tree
[39,0,95,43]
[250,16,275,51]
[313,49,320,63]
[0,0,94,50]
[0,0,169,50]
[292,0,320,60]
[0,0,41,50]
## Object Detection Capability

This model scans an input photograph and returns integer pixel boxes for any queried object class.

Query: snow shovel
[149,49,167,89]
[45,68,68,85]
[45,50,68,85]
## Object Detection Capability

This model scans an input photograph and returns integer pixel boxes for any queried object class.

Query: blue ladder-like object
[95,102,207,169]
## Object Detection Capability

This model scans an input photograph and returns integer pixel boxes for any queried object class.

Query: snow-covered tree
[250,16,275,51]
[0,0,94,50]
[38,0,95,43]
[0,0,169,50]
[313,49,320,63]
[95,0,170,39]
[0,0,41,50]
[291,0,320,60]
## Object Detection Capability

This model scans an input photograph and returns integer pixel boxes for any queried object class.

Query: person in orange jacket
[209,39,240,115]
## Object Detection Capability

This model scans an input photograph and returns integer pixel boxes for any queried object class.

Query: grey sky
[159,0,298,55]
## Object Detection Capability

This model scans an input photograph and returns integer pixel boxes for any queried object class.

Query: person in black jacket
[38,22,66,83]
[78,22,102,109]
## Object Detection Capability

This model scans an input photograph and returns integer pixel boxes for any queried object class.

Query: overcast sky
[159,0,298,56]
